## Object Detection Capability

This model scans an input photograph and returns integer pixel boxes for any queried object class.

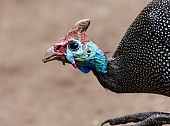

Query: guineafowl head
[42,19,108,74]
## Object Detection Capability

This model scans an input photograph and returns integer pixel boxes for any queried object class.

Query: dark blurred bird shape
[43,0,170,125]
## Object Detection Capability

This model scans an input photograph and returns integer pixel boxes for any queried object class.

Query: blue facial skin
[66,39,108,74]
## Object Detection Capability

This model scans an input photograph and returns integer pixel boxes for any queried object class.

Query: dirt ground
[0,0,170,126]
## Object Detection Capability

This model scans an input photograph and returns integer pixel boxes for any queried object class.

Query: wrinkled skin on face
[42,19,107,74]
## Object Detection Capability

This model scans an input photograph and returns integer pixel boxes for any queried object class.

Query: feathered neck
[92,59,114,90]
[92,58,122,92]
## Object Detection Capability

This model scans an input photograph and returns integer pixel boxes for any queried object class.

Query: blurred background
[0,0,169,126]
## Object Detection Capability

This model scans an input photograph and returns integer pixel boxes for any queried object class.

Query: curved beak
[42,43,78,69]
[42,46,67,64]
[42,45,77,68]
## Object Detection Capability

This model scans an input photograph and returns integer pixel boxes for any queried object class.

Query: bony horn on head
[64,19,91,43]
[69,19,91,34]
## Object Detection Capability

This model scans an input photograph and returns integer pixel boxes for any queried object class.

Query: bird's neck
[92,58,119,92]
[92,57,131,93]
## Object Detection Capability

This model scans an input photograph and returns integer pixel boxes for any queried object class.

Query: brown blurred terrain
[0,0,169,126]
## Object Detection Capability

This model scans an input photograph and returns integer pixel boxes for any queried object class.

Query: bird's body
[94,0,170,97]
[43,0,170,125]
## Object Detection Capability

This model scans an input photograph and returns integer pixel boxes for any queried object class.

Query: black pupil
[69,41,79,51]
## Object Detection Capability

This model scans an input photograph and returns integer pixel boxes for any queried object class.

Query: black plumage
[93,0,170,125]
[95,0,170,96]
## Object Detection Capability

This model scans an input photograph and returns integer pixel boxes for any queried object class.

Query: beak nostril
[54,45,62,52]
